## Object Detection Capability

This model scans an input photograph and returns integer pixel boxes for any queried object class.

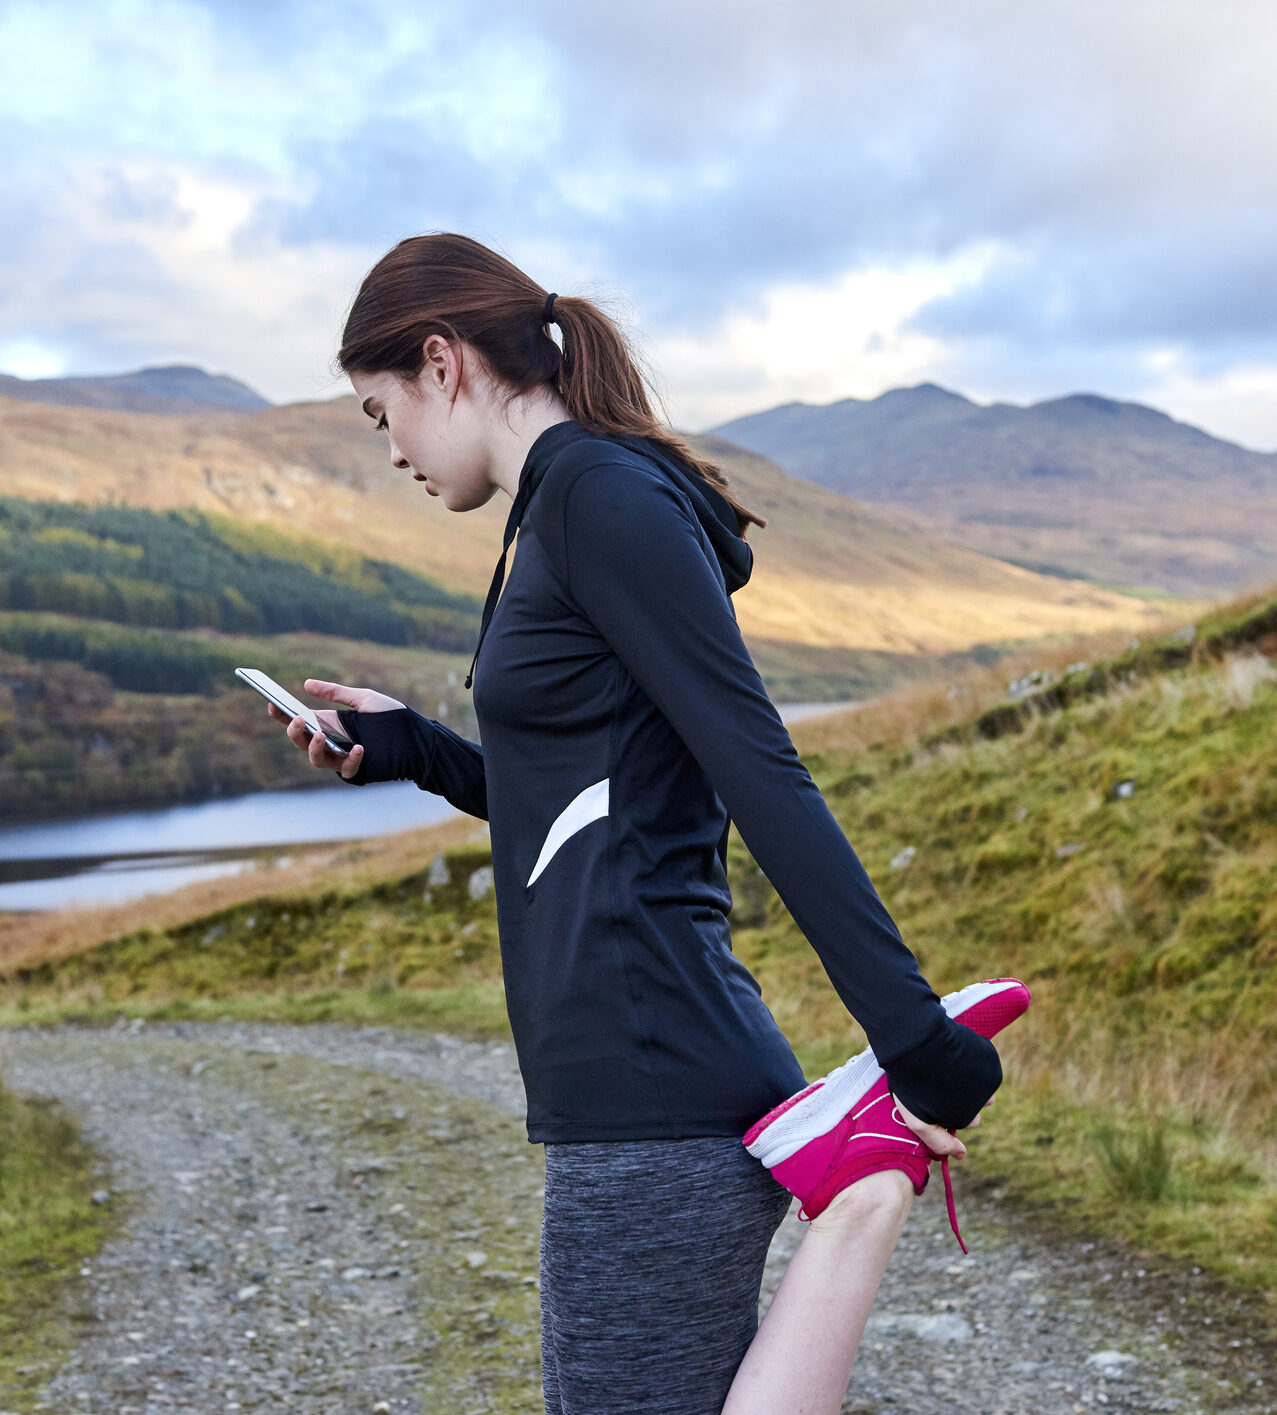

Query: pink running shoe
[743,977,1031,1253]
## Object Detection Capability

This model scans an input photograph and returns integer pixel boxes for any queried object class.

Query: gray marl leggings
[539,1135,794,1415]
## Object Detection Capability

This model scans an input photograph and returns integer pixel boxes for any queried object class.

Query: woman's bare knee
[806,1169,915,1234]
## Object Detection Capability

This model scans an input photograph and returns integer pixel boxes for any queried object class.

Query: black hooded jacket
[336,418,1002,1142]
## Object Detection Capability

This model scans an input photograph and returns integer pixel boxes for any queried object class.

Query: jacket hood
[519,419,754,591]
[464,418,754,689]
[601,428,755,594]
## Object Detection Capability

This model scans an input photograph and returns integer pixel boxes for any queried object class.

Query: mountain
[0,365,270,416]
[710,385,1277,597]
[0,391,1169,695]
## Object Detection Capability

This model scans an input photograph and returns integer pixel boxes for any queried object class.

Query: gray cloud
[909,220,1277,363]
[235,0,1277,345]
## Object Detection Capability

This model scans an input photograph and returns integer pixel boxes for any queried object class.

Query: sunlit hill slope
[0,391,1166,672]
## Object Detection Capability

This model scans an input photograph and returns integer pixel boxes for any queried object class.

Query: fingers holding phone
[239,669,404,782]
[266,701,366,779]
[288,679,404,779]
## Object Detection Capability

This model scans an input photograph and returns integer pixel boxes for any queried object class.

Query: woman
[268,231,1023,1415]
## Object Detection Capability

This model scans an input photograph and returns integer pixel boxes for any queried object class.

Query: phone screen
[235,668,355,753]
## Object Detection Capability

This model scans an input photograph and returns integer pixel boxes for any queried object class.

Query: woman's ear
[413,334,439,384]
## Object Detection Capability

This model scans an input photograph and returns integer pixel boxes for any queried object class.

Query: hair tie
[542,291,559,325]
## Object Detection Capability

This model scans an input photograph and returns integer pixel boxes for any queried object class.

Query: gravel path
[1,1018,1271,1415]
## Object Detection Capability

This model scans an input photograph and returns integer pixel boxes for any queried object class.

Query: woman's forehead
[351,369,395,408]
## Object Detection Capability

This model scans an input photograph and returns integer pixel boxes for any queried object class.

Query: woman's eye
[376,414,388,432]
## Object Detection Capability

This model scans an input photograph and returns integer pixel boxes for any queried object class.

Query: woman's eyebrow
[361,397,379,419]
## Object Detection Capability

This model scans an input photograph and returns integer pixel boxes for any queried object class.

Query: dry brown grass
[788,601,1201,759]
[984,983,1277,1177]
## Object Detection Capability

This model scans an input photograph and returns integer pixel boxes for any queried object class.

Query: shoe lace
[892,1093,971,1255]
[926,1145,968,1255]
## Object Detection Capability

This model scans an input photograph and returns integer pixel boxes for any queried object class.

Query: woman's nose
[389,442,410,470]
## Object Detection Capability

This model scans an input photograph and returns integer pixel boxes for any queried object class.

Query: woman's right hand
[266,678,405,781]
[892,1092,994,1162]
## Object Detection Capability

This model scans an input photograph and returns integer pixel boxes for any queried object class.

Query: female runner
[268,231,1026,1415]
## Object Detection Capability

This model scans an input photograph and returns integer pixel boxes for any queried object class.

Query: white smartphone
[235,667,356,757]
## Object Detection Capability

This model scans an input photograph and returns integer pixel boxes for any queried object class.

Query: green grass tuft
[0,1077,121,1407]
[1090,1118,1175,1202]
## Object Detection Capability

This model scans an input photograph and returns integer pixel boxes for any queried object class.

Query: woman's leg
[539,1206,564,1415]
[538,1136,792,1415]
[721,1167,916,1415]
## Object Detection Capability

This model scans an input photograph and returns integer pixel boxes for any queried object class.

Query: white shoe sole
[745,979,1019,1168]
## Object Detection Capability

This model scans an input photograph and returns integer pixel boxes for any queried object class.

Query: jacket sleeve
[333,706,488,822]
[558,461,1001,1130]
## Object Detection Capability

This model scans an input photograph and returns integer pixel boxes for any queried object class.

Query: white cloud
[1130,355,1277,454]
[0,156,365,400]
[0,339,65,380]
[650,244,1008,431]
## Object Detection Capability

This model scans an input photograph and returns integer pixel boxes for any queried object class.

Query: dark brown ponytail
[337,232,766,536]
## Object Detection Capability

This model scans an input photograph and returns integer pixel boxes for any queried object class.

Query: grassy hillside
[0,605,1151,822]
[0,496,481,650]
[1,607,1125,822]
[0,469,1181,821]
[0,624,483,821]
[2,589,1274,1326]
[0,496,489,818]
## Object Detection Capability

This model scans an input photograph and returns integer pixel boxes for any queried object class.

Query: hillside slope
[0,497,481,651]
[4,590,1274,1316]
[0,392,1166,669]
[711,384,1277,597]
[0,498,488,818]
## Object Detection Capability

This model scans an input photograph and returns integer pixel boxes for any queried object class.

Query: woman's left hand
[891,1093,993,1162]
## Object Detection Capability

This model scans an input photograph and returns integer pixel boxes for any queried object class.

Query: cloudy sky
[2,0,1276,448]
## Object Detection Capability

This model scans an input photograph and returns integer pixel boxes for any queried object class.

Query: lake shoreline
[4,698,866,831]
[0,778,463,912]
[2,699,863,912]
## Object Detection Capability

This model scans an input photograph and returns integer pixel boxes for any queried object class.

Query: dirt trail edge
[0,1019,1270,1415]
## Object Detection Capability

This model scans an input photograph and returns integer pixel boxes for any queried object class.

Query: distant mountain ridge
[0,364,270,416]
[710,385,1277,596]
